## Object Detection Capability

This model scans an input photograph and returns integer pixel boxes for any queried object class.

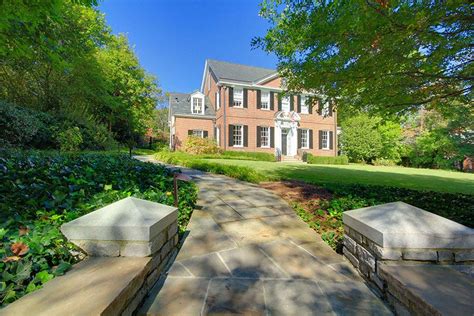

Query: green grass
[203,159,474,195]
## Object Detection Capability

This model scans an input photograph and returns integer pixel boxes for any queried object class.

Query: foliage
[182,137,221,155]
[340,114,383,162]
[378,119,404,162]
[254,0,472,116]
[372,158,397,166]
[306,154,348,165]
[202,151,275,162]
[0,1,161,148]
[156,151,267,183]
[0,152,197,306]
[57,127,83,151]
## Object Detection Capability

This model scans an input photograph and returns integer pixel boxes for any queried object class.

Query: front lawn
[204,159,474,195]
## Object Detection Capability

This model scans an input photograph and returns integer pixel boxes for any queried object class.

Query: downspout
[223,86,227,151]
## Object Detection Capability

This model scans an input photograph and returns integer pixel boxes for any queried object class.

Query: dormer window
[192,96,204,114]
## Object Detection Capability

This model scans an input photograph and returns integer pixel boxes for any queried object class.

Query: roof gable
[207,59,277,84]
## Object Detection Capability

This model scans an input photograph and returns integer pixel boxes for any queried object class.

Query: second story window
[216,91,220,110]
[301,96,309,114]
[282,96,290,112]
[233,88,243,107]
[192,97,204,114]
[261,91,270,110]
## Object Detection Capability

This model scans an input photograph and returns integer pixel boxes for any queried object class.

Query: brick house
[169,60,338,158]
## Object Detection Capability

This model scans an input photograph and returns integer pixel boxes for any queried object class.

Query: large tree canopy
[254,0,473,115]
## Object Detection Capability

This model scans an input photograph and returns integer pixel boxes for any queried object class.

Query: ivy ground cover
[0,152,197,307]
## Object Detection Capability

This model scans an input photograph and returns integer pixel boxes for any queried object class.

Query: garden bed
[0,151,197,307]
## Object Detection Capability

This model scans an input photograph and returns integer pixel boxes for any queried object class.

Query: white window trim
[300,96,309,114]
[260,91,270,110]
[301,129,309,149]
[260,126,270,148]
[322,130,330,150]
[191,96,205,115]
[192,129,204,138]
[216,91,220,110]
[216,126,220,146]
[233,125,243,147]
[282,96,290,112]
[322,102,330,117]
[233,88,243,108]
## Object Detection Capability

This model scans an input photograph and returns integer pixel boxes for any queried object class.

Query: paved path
[136,156,392,315]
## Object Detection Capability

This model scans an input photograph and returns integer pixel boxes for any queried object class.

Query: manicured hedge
[306,153,349,165]
[0,151,197,306]
[211,151,275,162]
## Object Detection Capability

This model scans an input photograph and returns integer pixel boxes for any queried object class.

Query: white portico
[274,111,301,156]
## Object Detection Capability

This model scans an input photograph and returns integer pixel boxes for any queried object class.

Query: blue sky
[98,0,277,100]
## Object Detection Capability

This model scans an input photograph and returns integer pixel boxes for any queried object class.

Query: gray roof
[207,59,277,83]
[169,92,215,118]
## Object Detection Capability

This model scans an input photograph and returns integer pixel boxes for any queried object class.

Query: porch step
[280,156,305,163]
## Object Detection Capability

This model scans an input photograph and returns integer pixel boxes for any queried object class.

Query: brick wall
[173,117,214,149]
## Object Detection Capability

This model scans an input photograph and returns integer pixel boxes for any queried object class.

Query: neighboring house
[169,59,338,158]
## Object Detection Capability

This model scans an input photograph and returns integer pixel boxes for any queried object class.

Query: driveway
[136,157,392,315]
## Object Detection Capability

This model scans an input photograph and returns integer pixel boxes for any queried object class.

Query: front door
[281,129,288,155]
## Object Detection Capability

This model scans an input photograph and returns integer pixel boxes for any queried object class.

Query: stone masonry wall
[343,225,474,315]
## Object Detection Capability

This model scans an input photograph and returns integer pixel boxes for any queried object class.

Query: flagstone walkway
[135,156,392,315]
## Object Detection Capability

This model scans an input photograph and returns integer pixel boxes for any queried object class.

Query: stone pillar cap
[61,197,178,242]
[343,202,474,249]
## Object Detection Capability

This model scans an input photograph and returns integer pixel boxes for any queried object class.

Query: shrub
[0,151,197,306]
[183,136,220,155]
[306,154,349,165]
[372,158,397,166]
[340,114,383,162]
[56,127,83,151]
[202,151,275,162]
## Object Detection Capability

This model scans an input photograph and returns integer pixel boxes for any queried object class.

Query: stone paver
[136,157,392,315]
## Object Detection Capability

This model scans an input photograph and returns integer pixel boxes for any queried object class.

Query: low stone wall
[342,202,474,315]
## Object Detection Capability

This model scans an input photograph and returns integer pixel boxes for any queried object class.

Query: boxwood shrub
[0,151,197,306]
[306,153,349,165]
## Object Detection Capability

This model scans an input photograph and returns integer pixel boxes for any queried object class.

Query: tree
[340,114,383,162]
[253,1,473,116]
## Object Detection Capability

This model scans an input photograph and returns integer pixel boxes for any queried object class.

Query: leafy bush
[183,136,220,155]
[201,151,275,162]
[306,154,349,165]
[0,151,197,306]
[372,158,397,166]
[340,114,383,162]
[156,151,268,183]
[56,127,83,151]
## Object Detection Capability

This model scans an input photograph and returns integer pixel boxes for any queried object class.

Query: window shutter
[203,131,208,138]
[309,129,314,149]
[188,130,193,136]
[297,95,301,113]
[290,95,294,111]
[243,88,248,108]
[270,92,275,110]
[228,125,234,146]
[317,100,322,116]
[243,125,248,147]
[270,127,275,148]
[278,94,282,111]
[214,93,217,109]
[297,129,302,149]
[308,97,313,114]
[318,130,323,149]
[256,90,261,109]
[229,87,233,107]
[256,126,261,147]
[329,131,334,150]
[328,102,333,117]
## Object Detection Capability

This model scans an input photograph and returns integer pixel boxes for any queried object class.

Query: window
[282,96,290,111]
[192,130,204,138]
[301,129,309,149]
[216,126,220,146]
[233,88,243,107]
[233,125,243,147]
[321,130,330,149]
[216,91,220,110]
[261,91,270,110]
[260,127,270,147]
[301,96,309,114]
[322,102,330,116]
[192,97,204,114]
